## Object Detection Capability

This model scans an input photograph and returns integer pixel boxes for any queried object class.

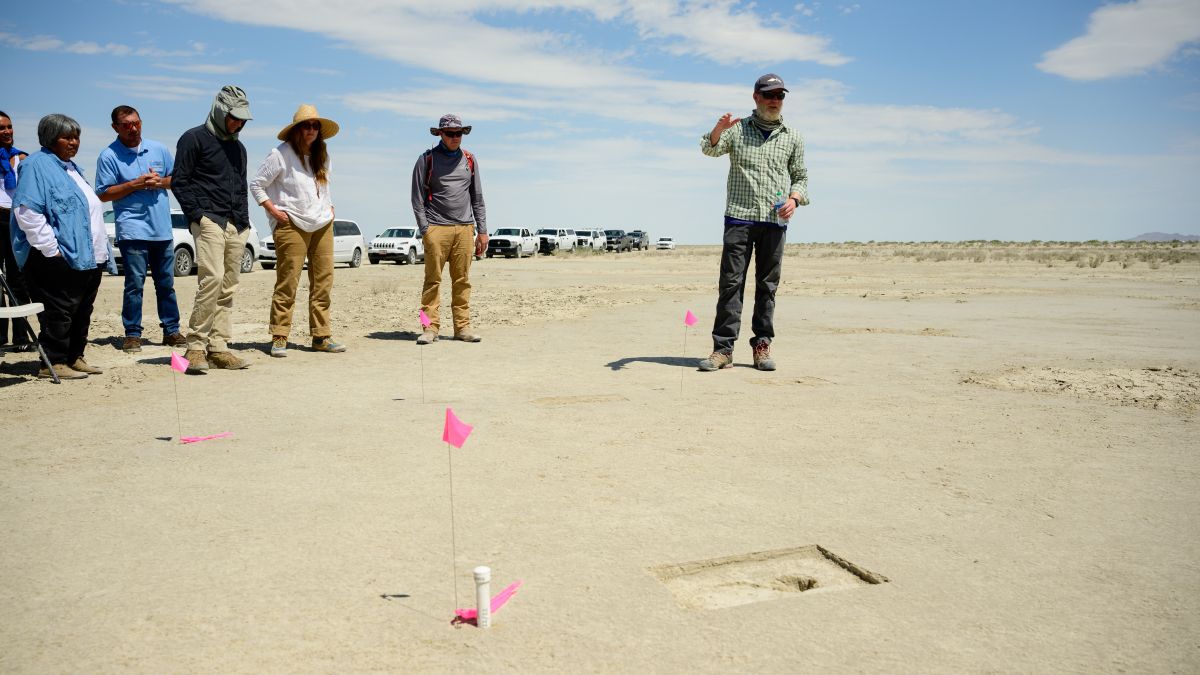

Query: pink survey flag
[455,580,523,621]
[419,309,431,327]
[170,352,188,373]
[181,432,233,444]
[442,407,473,448]
[684,310,698,326]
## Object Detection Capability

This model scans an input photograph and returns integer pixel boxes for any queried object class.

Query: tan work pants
[420,224,474,334]
[187,216,250,353]
[269,219,334,339]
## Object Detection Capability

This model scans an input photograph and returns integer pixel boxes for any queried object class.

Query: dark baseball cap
[754,73,788,93]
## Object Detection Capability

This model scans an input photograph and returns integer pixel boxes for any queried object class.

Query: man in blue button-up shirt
[96,105,184,353]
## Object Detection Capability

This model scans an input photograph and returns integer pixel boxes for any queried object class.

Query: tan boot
[69,358,104,374]
[39,363,88,380]
[184,349,209,373]
[208,350,249,370]
[698,351,733,372]
[416,330,438,345]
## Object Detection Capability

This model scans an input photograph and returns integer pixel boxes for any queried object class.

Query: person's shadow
[606,356,697,371]
[366,330,420,342]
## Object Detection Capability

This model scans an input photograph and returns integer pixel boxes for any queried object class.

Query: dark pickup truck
[628,230,651,251]
[604,229,633,252]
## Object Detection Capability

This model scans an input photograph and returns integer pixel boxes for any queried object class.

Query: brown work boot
[208,350,249,370]
[184,349,209,373]
[752,342,776,371]
[38,363,88,380]
[69,357,104,374]
[122,336,142,353]
[698,351,733,372]
[163,332,187,347]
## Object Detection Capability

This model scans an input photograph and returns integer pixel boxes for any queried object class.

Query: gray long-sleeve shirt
[410,146,486,235]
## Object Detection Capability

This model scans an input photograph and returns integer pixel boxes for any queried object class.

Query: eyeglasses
[760,91,786,100]
[298,121,321,131]
[440,130,464,138]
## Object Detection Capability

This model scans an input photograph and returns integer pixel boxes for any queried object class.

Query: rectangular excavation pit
[649,545,888,610]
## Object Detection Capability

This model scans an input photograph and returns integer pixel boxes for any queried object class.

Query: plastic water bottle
[773,191,789,225]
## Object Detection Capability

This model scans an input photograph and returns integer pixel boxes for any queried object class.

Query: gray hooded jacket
[173,86,253,230]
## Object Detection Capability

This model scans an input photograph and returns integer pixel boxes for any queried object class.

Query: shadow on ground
[366,330,420,342]
[606,356,698,371]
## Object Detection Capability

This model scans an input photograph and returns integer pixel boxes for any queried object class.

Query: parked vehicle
[487,227,537,258]
[575,228,607,250]
[259,218,365,269]
[604,229,633,252]
[105,210,261,277]
[536,228,576,254]
[656,237,676,250]
[368,227,424,265]
[628,230,651,250]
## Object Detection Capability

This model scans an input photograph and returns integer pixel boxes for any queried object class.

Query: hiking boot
[163,332,187,347]
[184,349,209,373]
[270,336,288,358]
[208,351,249,370]
[454,331,482,343]
[69,357,104,374]
[39,363,87,380]
[122,336,142,353]
[698,351,733,372]
[416,330,438,345]
[752,342,776,371]
[312,337,347,353]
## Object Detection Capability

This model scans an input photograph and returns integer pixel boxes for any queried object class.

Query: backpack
[424,148,474,202]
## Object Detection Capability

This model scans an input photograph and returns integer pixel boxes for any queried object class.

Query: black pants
[23,250,102,364]
[0,206,34,345]
[711,225,786,354]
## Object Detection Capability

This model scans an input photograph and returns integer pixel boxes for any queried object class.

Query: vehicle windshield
[495,228,521,236]
[380,228,415,238]
[605,230,622,236]
[536,229,557,235]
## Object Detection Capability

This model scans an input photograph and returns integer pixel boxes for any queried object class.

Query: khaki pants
[270,219,334,338]
[187,216,250,353]
[421,224,474,334]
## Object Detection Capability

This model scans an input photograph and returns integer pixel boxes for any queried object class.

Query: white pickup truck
[487,227,538,258]
[536,228,576,254]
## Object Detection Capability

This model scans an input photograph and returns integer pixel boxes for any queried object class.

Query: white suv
[369,227,424,265]
[260,218,366,269]
[105,210,262,277]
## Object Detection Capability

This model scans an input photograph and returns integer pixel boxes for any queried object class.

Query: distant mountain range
[1127,232,1200,242]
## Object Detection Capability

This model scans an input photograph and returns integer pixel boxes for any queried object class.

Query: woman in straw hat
[250,104,346,357]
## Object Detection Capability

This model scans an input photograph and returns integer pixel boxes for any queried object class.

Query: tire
[241,246,255,273]
[261,262,275,270]
[173,246,194,277]
[487,251,494,259]
[369,254,380,265]
[406,248,417,265]
[349,248,362,268]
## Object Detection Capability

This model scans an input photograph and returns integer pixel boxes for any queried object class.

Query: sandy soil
[2,244,1198,673]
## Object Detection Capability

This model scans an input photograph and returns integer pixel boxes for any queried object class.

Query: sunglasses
[760,91,786,100]
[298,121,321,131]
[440,130,464,138]
[116,120,141,130]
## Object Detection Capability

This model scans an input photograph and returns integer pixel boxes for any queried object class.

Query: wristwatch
[791,196,802,208]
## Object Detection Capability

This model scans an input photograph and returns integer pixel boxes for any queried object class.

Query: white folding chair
[0,268,58,384]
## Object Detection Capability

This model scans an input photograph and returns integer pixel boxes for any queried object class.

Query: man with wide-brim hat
[410,113,488,344]
[250,104,348,358]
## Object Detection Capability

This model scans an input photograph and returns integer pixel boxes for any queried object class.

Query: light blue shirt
[10,149,98,271]
[95,138,174,241]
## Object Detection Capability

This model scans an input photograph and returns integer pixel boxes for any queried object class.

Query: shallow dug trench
[961,367,1199,413]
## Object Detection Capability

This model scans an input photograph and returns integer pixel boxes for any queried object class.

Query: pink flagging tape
[455,580,523,620]
[181,432,233,444]
[684,310,698,326]
[419,309,432,327]
[443,408,473,448]
[170,352,189,373]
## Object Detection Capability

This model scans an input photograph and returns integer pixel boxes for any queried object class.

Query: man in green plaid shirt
[698,73,808,372]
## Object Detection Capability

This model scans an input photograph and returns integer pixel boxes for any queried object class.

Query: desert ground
[1,242,1198,673]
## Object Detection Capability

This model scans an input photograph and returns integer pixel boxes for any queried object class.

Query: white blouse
[249,142,334,233]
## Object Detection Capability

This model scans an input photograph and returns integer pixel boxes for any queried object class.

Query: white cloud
[0,31,203,58]
[156,61,256,74]
[96,75,212,102]
[1038,0,1200,80]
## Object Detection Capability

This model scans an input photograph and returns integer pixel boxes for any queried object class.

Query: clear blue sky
[3,0,1198,243]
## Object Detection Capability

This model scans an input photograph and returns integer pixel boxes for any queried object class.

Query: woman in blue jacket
[10,114,111,380]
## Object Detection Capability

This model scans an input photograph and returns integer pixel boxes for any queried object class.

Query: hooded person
[172,85,256,373]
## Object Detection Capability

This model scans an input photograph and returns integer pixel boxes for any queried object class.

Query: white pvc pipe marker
[474,566,492,628]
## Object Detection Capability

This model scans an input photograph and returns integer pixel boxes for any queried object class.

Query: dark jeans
[711,224,786,354]
[0,205,34,345]
[118,239,180,337]
[23,250,102,364]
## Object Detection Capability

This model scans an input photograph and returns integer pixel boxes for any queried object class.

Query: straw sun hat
[277,104,340,141]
